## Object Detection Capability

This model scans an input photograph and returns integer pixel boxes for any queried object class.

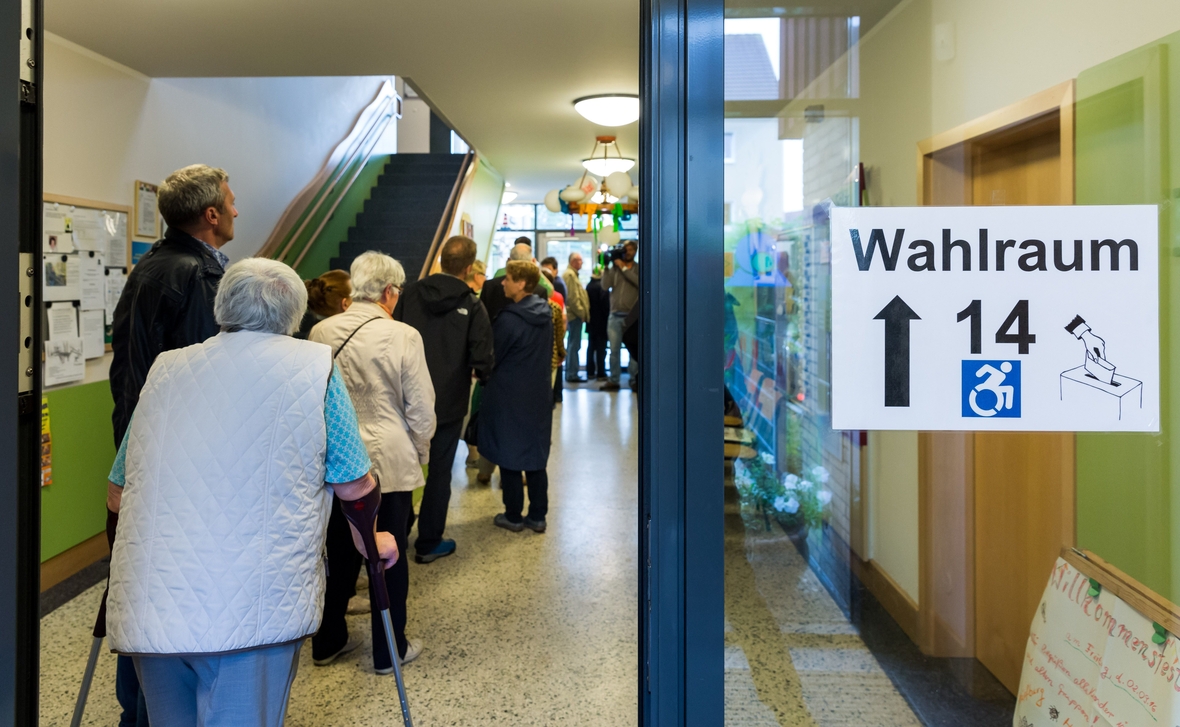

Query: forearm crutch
[341,490,414,727]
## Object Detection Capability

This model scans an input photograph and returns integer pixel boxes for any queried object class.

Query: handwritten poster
[1015,557,1180,726]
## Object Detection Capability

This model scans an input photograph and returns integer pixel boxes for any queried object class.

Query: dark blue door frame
[639,0,724,724]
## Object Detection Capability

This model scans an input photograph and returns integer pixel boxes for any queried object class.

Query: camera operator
[600,240,639,391]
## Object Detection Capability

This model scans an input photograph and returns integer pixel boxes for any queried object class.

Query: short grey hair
[350,251,406,302]
[509,243,533,262]
[214,258,307,335]
[568,252,582,264]
[158,164,229,229]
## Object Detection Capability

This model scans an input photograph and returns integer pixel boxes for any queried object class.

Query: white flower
[811,465,830,484]
[760,452,775,466]
[798,479,814,492]
[782,474,799,491]
[772,496,801,514]
[816,490,832,506]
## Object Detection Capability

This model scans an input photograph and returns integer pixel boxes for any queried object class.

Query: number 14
[956,300,1036,355]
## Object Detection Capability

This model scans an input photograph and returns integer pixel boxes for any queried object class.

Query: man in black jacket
[585,267,611,380]
[395,235,493,563]
[107,164,237,727]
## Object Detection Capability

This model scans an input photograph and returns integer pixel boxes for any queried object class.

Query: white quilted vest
[107,331,334,655]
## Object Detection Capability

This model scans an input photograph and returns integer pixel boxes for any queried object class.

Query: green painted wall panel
[292,156,390,279]
[1075,34,1178,600]
[41,381,115,561]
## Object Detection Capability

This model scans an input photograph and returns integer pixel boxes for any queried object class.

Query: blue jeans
[117,655,150,727]
[565,318,584,380]
[133,641,301,727]
[607,312,635,383]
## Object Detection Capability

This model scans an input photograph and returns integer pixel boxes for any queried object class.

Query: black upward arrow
[874,296,921,407]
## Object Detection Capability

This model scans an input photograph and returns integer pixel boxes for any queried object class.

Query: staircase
[329,153,468,279]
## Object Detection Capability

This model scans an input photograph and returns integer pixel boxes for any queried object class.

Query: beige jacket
[310,302,436,493]
[562,266,590,321]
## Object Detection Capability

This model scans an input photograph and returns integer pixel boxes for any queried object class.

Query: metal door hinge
[19,0,35,104]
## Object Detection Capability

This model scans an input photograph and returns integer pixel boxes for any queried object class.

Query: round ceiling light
[574,94,640,126]
[501,190,518,204]
[582,157,636,176]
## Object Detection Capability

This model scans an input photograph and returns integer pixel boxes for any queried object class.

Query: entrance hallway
[38,387,638,726]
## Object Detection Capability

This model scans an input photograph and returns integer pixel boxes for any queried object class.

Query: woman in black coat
[479,261,555,533]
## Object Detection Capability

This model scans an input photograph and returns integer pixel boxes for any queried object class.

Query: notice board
[1014,549,1180,726]
[830,205,1159,432]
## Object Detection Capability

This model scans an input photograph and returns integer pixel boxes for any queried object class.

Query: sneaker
[600,381,621,391]
[376,638,424,674]
[476,473,491,485]
[314,637,361,666]
[414,540,456,564]
[494,513,525,532]
[346,594,370,615]
[522,517,547,533]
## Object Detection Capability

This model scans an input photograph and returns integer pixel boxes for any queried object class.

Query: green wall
[1075,33,1179,600]
[42,380,115,561]
[291,155,391,280]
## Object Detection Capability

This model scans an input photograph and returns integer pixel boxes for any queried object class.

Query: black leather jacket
[109,229,224,445]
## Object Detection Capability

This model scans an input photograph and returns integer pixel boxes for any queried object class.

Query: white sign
[831,206,1159,432]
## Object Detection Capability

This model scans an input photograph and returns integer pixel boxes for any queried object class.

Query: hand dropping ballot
[830,206,1159,432]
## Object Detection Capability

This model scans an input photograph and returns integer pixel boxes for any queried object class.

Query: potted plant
[733,452,832,540]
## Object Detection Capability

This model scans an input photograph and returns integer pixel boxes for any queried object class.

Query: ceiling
[45,0,640,202]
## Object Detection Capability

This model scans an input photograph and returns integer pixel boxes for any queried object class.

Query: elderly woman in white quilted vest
[104,258,398,727]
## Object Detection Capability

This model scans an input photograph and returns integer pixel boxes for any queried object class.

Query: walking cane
[341,493,414,727]
[70,589,107,727]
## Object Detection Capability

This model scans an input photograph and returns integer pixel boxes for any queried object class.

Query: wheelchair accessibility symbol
[961,360,1021,418]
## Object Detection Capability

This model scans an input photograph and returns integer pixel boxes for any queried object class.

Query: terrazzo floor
[39,386,640,726]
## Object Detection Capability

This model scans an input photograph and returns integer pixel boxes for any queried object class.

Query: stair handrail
[258,79,400,263]
[418,150,478,280]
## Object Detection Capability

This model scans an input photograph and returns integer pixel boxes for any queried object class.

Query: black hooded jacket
[394,273,493,424]
[109,229,224,446]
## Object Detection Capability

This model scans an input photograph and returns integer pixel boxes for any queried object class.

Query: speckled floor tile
[40,388,638,726]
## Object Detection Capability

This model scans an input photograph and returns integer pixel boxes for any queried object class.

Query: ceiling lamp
[582,135,635,176]
[574,94,639,126]
[501,190,518,204]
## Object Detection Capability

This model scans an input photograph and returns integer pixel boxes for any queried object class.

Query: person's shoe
[522,517,547,533]
[346,594,370,615]
[414,540,456,564]
[566,377,587,383]
[376,638,422,675]
[476,473,492,485]
[494,513,525,532]
[595,375,609,381]
[314,637,362,666]
[601,381,621,391]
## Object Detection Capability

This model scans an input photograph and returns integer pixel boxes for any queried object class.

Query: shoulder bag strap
[333,317,382,359]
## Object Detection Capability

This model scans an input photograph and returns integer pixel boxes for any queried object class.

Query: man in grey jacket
[561,253,590,382]
[600,241,639,391]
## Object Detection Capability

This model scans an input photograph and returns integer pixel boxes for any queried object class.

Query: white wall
[44,33,396,264]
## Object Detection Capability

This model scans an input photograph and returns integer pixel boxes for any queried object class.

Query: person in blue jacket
[479,261,555,533]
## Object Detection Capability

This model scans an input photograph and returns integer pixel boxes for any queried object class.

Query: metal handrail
[417,150,477,280]
[281,95,396,267]
[289,101,398,270]
[258,80,400,263]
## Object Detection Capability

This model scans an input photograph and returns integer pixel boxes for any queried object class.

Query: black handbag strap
[333,317,381,359]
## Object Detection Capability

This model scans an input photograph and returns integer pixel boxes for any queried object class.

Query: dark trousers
[414,418,464,555]
[500,469,549,523]
[313,492,412,669]
[586,333,607,378]
[117,655,150,726]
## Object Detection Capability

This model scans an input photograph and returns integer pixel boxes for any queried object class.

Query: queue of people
[100,164,636,725]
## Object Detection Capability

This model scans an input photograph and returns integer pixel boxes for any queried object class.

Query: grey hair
[509,243,533,262]
[350,251,406,302]
[158,164,229,229]
[568,251,582,263]
[214,258,307,335]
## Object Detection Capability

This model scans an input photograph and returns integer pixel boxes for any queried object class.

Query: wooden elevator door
[970,115,1076,693]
